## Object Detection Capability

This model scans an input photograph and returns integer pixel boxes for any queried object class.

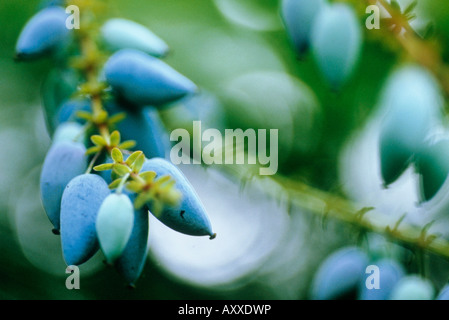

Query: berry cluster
[282,0,362,89]
[16,1,215,286]
[310,240,449,300]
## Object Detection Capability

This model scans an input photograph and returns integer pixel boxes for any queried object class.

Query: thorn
[209,233,217,240]
[127,283,136,290]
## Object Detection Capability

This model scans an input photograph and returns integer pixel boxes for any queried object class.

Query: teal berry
[415,139,449,202]
[15,6,70,60]
[379,66,443,187]
[311,3,362,89]
[310,246,369,300]
[115,193,150,287]
[60,174,111,266]
[40,141,87,233]
[358,259,405,300]
[281,0,325,55]
[96,193,135,264]
[104,49,197,107]
[100,18,169,57]
[106,101,169,159]
[141,158,215,238]
[436,284,449,300]
[52,122,86,145]
[390,275,435,300]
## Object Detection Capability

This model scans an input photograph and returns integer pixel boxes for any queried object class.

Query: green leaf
[76,110,93,121]
[390,0,401,12]
[113,163,131,176]
[118,140,136,150]
[126,180,144,193]
[91,135,107,146]
[110,130,120,146]
[126,151,143,166]
[132,154,146,173]
[111,147,123,163]
[134,193,148,210]
[108,178,122,189]
[404,0,417,15]
[139,170,156,182]
[86,146,102,155]
[93,163,114,171]
[108,112,126,125]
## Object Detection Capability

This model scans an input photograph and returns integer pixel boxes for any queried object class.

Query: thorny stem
[74,4,150,189]
[360,0,449,100]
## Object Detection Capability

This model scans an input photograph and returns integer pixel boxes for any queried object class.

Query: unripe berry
[390,275,435,300]
[281,0,325,55]
[379,66,443,186]
[96,193,135,264]
[101,18,169,57]
[311,3,362,88]
[52,122,85,145]
[415,139,449,202]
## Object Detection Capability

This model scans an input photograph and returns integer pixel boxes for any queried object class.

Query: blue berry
[141,158,215,238]
[60,174,110,265]
[311,246,369,300]
[101,18,169,57]
[311,3,362,88]
[40,141,87,232]
[16,7,70,59]
[358,259,405,300]
[106,102,169,159]
[96,193,135,264]
[436,284,449,300]
[281,0,325,55]
[55,98,91,126]
[104,49,197,107]
[115,194,150,286]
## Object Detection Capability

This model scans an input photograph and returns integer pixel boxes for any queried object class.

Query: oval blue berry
[40,141,87,232]
[358,259,405,300]
[416,139,449,202]
[101,18,169,57]
[60,174,110,266]
[55,98,91,126]
[104,49,197,107]
[16,7,70,59]
[437,284,449,300]
[141,158,214,238]
[379,66,443,186]
[115,196,150,286]
[311,3,362,89]
[311,246,369,300]
[106,102,169,159]
[281,0,325,55]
